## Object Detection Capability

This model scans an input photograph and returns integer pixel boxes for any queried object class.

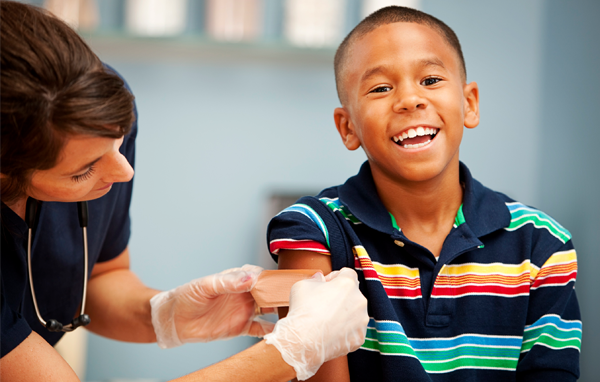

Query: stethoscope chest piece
[25,197,91,332]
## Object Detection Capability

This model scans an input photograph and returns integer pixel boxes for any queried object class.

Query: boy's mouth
[392,127,438,149]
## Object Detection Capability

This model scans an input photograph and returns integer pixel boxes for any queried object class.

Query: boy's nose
[392,87,428,113]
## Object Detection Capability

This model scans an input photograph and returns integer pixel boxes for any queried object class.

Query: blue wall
[538,1,600,381]
[84,1,599,381]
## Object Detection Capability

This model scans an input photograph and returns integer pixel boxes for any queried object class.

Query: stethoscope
[25,197,91,332]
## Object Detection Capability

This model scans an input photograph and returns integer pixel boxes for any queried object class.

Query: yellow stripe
[542,249,577,267]
[442,261,531,277]
[354,246,420,278]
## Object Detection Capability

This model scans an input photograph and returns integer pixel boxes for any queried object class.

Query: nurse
[0,2,368,381]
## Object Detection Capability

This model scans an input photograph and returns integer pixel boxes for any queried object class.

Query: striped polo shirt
[267,161,581,382]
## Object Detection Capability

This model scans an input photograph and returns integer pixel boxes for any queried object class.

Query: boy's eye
[421,77,442,86]
[370,86,392,93]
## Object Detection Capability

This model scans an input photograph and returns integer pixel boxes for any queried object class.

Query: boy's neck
[371,160,463,258]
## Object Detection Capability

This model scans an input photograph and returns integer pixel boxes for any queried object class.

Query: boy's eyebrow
[360,65,391,83]
[360,58,447,83]
[418,57,446,70]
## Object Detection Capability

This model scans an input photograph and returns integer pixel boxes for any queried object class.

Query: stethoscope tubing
[25,198,91,332]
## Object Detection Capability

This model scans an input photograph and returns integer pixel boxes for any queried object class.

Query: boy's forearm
[171,340,296,382]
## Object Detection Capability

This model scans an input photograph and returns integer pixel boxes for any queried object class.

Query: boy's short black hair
[334,6,467,104]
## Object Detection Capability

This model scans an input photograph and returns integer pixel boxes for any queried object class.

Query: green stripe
[389,213,401,231]
[454,204,465,227]
[507,209,571,243]
[521,325,582,352]
[320,198,362,224]
[365,328,520,373]
[362,338,417,357]
[423,357,517,373]
[367,327,411,346]
[417,346,518,362]
[521,334,581,352]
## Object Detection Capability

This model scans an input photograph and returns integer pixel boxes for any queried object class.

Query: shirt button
[394,240,405,247]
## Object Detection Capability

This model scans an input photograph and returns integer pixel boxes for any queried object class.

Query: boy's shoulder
[270,161,572,262]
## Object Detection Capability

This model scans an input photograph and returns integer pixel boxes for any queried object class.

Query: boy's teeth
[404,139,431,149]
[393,127,438,143]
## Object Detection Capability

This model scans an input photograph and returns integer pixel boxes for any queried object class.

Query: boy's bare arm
[277,250,351,382]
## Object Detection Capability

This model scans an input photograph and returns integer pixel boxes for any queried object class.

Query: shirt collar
[1,201,28,239]
[338,161,510,237]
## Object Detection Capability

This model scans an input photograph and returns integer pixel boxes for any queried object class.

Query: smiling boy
[268,6,581,382]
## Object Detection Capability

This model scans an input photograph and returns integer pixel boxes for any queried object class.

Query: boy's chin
[375,159,459,185]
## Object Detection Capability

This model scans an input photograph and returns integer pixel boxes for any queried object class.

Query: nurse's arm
[85,246,159,342]
[0,331,80,381]
[0,326,296,382]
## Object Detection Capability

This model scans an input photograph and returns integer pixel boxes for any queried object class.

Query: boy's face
[334,22,479,185]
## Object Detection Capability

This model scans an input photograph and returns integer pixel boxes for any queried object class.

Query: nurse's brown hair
[0,0,135,205]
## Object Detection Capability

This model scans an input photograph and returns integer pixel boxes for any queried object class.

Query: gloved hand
[264,268,369,381]
[150,264,275,349]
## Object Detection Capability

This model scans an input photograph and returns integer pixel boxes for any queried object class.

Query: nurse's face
[28,134,134,202]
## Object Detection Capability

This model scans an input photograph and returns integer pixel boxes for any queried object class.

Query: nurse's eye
[72,166,96,183]
[421,77,442,86]
[370,86,392,93]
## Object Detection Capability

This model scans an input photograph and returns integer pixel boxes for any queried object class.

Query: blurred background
[17,0,600,381]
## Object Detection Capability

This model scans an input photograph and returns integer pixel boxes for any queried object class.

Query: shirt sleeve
[516,239,581,381]
[267,202,332,262]
[1,277,32,358]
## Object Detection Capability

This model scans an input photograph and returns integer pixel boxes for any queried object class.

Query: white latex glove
[150,264,275,349]
[264,268,369,381]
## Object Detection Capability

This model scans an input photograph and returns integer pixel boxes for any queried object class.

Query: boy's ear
[334,107,361,150]
[463,81,480,129]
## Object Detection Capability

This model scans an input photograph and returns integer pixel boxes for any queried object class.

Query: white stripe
[521,342,581,353]
[427,365,516,373]
[531,280,576,290]
[433,282,529,289]
[359,345,421,360]
[421,355,518,365]
[408,333,522,342]
[524,314,582,328]
[505,217,566,243]
[523,322,582,336]
[444,260,530,270]
[432,292,530,298]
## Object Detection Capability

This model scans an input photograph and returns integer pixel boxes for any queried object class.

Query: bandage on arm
[276,250,351,382]
[251,269,322,313]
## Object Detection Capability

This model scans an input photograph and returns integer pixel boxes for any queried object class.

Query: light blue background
[33,0,597,380]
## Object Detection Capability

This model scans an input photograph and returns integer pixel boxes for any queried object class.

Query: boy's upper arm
[517,240,581,380]
[267,203,332,261]
[277,250,333,274]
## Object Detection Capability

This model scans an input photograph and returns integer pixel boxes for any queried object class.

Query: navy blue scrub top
[0,97,137,358]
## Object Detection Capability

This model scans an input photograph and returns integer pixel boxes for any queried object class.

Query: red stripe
[355,257,422,298]
[269,240,329,254]
[532,271,577,289]
[432,283,530,297]
[384,287,422,298]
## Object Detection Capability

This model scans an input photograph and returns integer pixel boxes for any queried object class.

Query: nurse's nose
[102,151,134,184]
